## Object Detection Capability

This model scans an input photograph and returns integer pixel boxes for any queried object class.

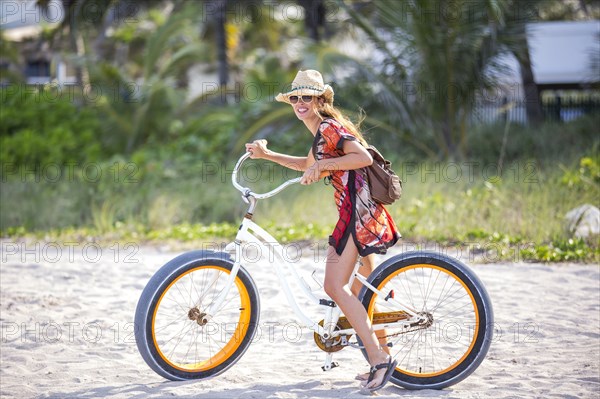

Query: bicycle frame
[204,153,423,369]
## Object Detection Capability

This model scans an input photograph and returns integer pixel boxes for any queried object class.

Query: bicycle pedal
[348,341,365,349]
[321,362,339,371]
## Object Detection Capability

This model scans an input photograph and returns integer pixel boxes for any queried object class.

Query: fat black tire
[358,250,494,390]
[134,251,260,381]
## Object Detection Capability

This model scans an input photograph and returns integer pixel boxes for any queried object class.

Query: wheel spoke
[367,263,485,379]
[149,264,255,374]
[195,272,223,309]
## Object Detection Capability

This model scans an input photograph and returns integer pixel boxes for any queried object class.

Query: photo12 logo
[1,0,140,26]
[1,241,140,264]
[1,162,140,184]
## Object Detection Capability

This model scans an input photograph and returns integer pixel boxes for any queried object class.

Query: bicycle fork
[202,241,244,323]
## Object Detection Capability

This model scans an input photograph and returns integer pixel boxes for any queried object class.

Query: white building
[0,0,75,85]
[476,20,599,123]
[495,20,600,90]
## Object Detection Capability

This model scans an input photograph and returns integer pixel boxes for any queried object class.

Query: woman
[245,70,401,392]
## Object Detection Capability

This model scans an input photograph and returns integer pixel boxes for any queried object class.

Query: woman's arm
[318,139,373,171]
[265,151,309,172]
[300,140,372,185]
[245,139,310,171]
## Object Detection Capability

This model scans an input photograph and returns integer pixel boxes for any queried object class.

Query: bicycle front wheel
[135,251,260,380]
[359,250,494,390]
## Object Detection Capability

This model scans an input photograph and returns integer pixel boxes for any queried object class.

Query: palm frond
[143,10,190,79]
[233,105,294,150]
[158,43,210,78]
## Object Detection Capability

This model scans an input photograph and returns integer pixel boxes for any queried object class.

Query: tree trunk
[518,53,544,125]
[578,0,590,16]
[93,3,118,61]
[516,34,544,125]
[440,119,457,159]
[68,27,85,87]
[298,0,325,42]
[214,0,229,90]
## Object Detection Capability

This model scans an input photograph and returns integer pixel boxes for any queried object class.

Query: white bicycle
[134,152,494,390]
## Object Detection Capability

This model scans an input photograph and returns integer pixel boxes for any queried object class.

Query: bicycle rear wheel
[359,250,493,390]
[135,251,260,380]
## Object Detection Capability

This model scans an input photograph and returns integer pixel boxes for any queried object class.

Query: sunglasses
[289,95,314,104]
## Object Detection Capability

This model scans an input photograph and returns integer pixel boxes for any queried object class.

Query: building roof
[0,0,62,41]
[527,20,600,85]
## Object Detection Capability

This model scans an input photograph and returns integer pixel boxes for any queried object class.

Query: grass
[2,114,599,263]
[1,156,598,263]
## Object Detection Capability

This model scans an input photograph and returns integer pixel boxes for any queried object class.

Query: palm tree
[36,0,176,88]
[340,0,515,159]
[89,4,208,153]
[231,42,438,159]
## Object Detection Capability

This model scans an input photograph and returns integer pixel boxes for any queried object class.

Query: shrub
[0,85,103,169]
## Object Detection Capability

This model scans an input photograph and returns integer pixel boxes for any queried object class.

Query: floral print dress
[312,118,401,256]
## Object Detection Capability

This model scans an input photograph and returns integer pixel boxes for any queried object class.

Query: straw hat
[275,70,334,104]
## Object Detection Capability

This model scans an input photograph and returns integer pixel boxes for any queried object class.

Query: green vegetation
[2,120,598,263]
[1,0,599,263]
[0,86,103,166]
[520,238,597,262]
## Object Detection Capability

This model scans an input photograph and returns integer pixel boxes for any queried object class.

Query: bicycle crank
[314,319,353,353]
[314,311,419,352]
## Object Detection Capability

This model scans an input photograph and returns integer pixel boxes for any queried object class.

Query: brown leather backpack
[365,146,402,205]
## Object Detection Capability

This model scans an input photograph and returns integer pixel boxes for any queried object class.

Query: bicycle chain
[314,311,433,352]
[380,311,434,339]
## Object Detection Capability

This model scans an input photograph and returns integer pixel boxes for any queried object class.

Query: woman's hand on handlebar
[301,161,333,185]
[245,140,269,159]
[301,161,322,185]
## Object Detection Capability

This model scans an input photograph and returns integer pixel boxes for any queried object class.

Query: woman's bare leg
[351,254,390,381]
[324,241,390,389]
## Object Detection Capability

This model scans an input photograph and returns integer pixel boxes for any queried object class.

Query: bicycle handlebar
[231,152,301,200]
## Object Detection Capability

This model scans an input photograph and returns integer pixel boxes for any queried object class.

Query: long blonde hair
[315,100,368,146]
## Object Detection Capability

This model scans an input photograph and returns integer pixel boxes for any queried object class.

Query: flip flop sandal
[365,357,398,392]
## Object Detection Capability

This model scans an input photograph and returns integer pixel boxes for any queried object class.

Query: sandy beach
[1,241,598,399]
